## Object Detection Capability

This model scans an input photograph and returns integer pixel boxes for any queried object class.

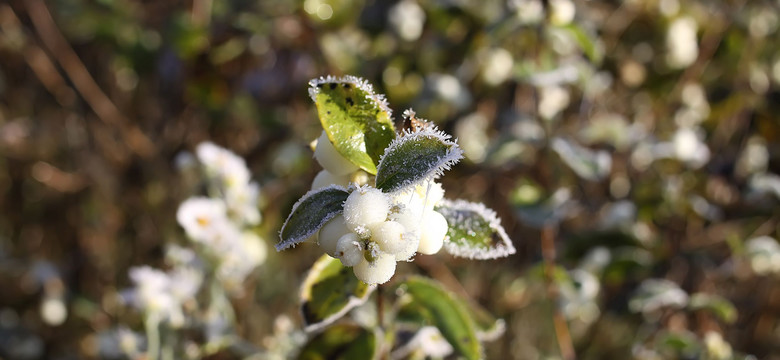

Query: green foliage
[309,76,396,174]
[297,324,377,360]
[300,255,373,331]
[435,199,515,259]
[278,186,350,251]
[400,276,483,360]
[374,125,463,193]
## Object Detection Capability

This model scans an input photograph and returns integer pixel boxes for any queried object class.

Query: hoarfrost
[436,199,516,259]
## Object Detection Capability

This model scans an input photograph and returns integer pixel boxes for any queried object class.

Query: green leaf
[277,186,349,251]
[309,76,396,174]
[400,276,483,360]
[375,119,463,193]
[689,293,738,324]
[300,255,374,332]
[296,324,377,360]
[435,199,516,259]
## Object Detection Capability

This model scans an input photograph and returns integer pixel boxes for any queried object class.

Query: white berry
[311,169,350,190]
[394,231,420,261]
[353,253,396,285]
[314,131,359,176]
[318,215,350,256]
[417,211,448,255]
[335,233,363,267]
[391,206,422,235]
[343,187,390,234]
[370,221,406,255]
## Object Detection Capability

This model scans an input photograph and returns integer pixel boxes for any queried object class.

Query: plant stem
[376,284,384,330]
[541,225,576,360]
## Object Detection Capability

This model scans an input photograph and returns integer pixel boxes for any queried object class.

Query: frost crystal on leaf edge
[307,75,393,119]
[276,184,350,251]
[376,116,464,194]
[438,198,516,260]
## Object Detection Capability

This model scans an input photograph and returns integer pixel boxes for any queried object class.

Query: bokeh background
[1,0,779,359]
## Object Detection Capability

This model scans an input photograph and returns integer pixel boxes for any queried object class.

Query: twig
[542,225,576,360]
[0,5,75,107]
[22,0,155,157]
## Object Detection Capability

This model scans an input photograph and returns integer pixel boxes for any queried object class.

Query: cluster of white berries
[311,133,450,285]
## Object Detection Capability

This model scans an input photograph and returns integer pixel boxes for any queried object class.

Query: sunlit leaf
[400,276,482,360]
[300,255,374,332]
[375,116,463,193]
[296,324,377,360]
[277,186,349,251]
[435,199,515,259]
[309,76,396,174]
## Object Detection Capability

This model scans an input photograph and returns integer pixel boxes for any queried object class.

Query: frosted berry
[353,253,397,285]
[370,221,406,254]
[313,131,359,176]
[394,231,420,261]
[343,187,391,234]
[335,233,363,267]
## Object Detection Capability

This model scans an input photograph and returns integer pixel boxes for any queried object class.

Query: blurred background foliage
[0,0,779,359]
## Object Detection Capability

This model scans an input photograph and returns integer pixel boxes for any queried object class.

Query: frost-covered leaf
[277,186,349,251]
[309,76,396,174]
[300,255,374,332]
[551,137,611,181]
[689,293,737,324]
[296,324,376,360]
[375,116,463,193]
[400,276,482,360]
[435,199,515,259]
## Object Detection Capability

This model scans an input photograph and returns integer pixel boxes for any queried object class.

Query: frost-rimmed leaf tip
[277,185,350,251]
[436,199,516,260]
[375,116,464,194]
[308,75,393,118]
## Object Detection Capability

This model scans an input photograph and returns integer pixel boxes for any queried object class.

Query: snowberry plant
[277,76,515,359]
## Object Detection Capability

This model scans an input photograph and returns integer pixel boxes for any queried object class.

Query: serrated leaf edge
[438,199,516,259]
[276,185,349,251]
[300,256,376,333]
[376,116,464,194]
